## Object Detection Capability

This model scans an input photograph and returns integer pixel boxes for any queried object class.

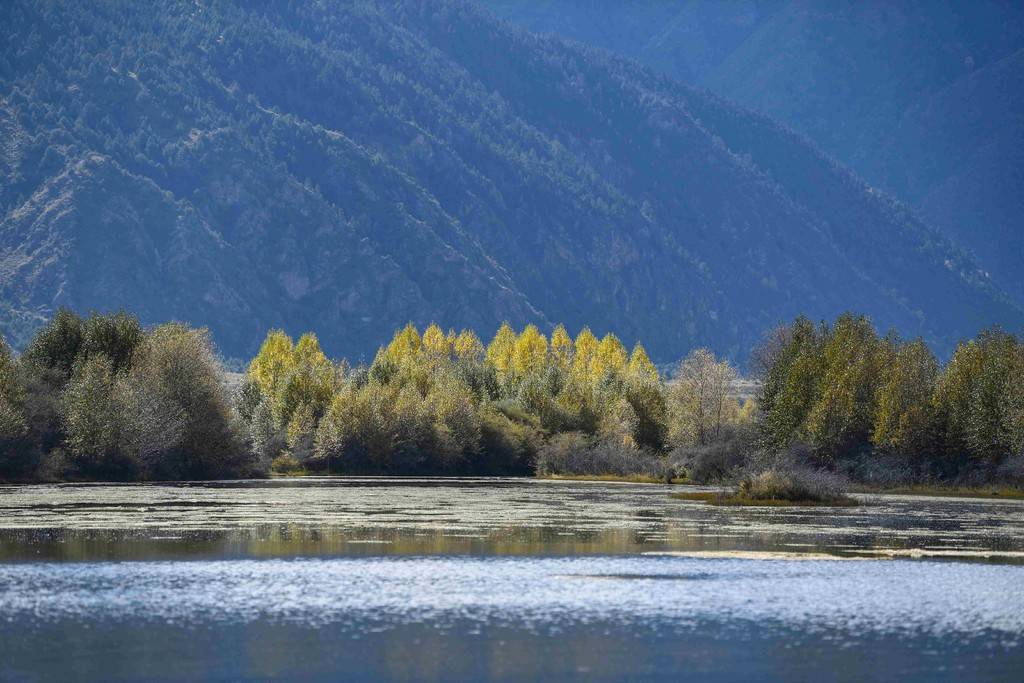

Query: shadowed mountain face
[483,0,1024,307]
[1,0,1020,361]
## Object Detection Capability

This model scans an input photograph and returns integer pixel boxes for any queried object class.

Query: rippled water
[1,478,1022,681]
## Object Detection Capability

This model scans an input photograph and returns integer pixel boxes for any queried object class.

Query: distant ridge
[1,0,1020,361]
[484,0,1024,307]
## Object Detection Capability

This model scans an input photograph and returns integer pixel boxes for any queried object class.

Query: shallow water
[1,478,1022,681]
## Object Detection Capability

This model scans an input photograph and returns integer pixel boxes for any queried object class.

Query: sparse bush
[271,452,303,475]
[737,466,850,503]
[536,432,672,480]
[672,435,749,484]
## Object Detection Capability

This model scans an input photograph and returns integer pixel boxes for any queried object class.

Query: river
[1,478,1022,681]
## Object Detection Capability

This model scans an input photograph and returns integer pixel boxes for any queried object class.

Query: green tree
[79,310,144,374]
[21,308,84,380]
[757,317,822,450]
[804,314,884,459]
[873,338,938,456]
[623,376,667,449]
[123,324,246,478]
[964,330,1019,460]
[1002,344,1024,457]
[930,330,1020,462]
[60,354,124,467]
[0,336,28,464]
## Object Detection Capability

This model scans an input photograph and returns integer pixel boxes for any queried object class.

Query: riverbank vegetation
[755,314,1024,490]
[1,309,1022,489]
[0,310,257,480]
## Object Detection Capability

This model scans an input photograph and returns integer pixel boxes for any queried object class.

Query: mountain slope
[484,0,1024,309]
[1,0,1020,361]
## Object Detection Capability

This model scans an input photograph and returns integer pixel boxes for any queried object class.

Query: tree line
[757,313,1024,483]
[1,309,1022,484]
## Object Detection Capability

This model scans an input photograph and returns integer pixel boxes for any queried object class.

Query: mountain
[1,0,1020,362]
[483,0,1024,306]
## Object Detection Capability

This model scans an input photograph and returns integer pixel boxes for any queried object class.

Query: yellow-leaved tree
[385,323,422,364]
[593,333,627,378]
[454,329,484,362]
[422,323,451,360]
[572,327,599,382]
[486,322,517,377]
[277,332,335,422]
[248,330,296,397]
[627,342,659,383]
[513,324,548,376]
[550,324,573,370]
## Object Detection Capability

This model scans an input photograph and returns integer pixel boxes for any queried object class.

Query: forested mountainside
[483,0,1024,305]
[1,0,1020,362]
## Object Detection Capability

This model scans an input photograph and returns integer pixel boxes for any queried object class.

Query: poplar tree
[486,322,517,378]
[572,327,599,382]
[873,338,938,456]
[248,330,295,397]
[550,324,573,370]
[668,348,736,447]
[594,334,628,378]
[385,323,422,364]
[513,324,548,376]
[804,314,883,459]
[0,337,26,444]
[61,355,123,463]
[758,317,821,450]
[422,323,450,360]
[454,329,484,363]
[627,343,658,382]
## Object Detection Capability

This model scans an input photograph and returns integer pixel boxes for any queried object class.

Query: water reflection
[1,478,1023,562]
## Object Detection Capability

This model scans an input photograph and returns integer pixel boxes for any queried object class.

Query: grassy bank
[852,485,1024,500]
[539,473,688,484]
[672,490,858,507]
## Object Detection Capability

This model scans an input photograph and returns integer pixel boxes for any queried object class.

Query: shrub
[271,452,303,475]
[536,432,672,479]
[737,466,850,502]
[672,437,747,484]
[477,404,542,475]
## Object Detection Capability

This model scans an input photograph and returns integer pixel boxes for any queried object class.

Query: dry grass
[671,466,858,507]
[672,490,858,507]
[540,474,688,484]
[853,485,1024,500]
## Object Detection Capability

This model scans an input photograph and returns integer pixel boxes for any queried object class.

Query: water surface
[1,478,1022,681]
